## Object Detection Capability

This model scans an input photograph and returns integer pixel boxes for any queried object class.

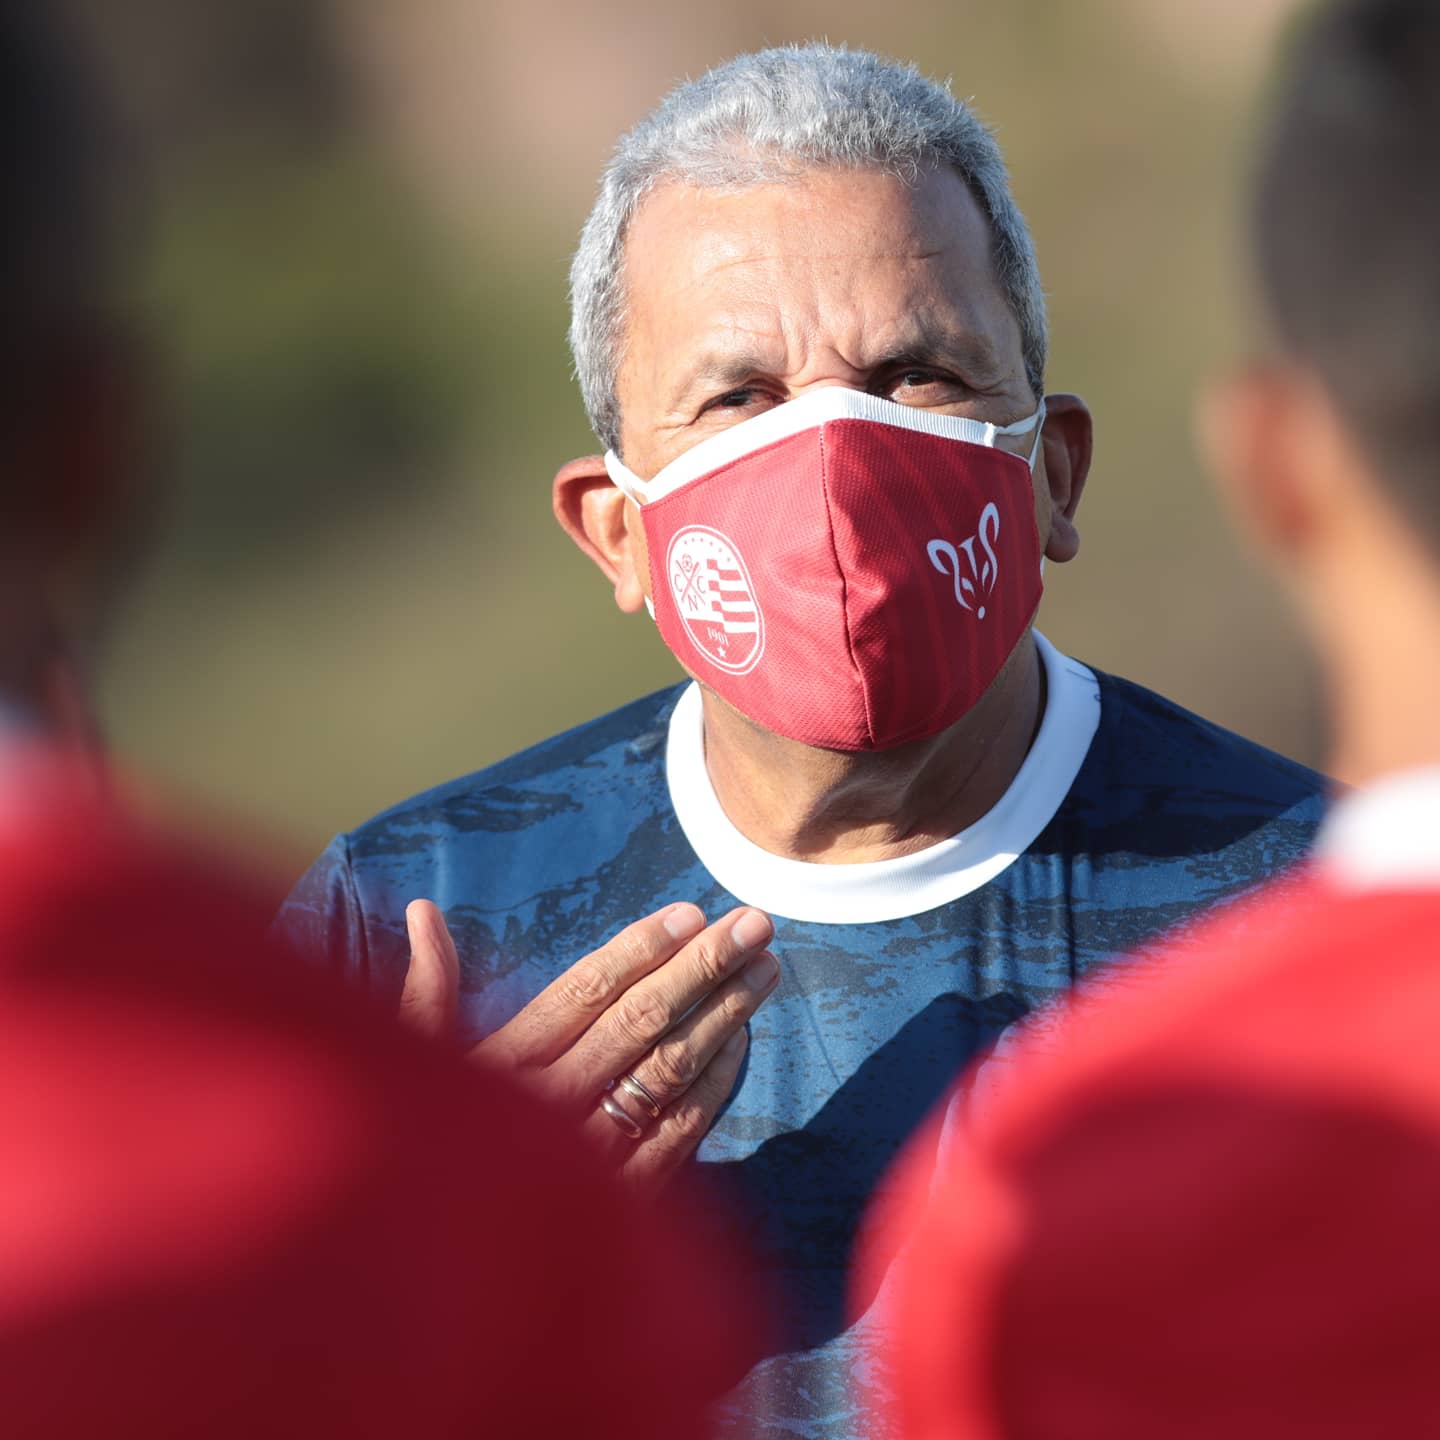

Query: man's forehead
[621,168,1015,400]
[626,167,994,284]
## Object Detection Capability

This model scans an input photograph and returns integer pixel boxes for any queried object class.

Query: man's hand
[400,898,779,1190]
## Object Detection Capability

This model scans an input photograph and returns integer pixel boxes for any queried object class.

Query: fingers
[621,1027,752,1183]
[605,949,779,1125]
[547,907,774,1105]
[477,902,708,1071]
[398,899,461,1042]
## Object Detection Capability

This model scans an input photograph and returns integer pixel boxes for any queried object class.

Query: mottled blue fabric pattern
[280,668,1326,1439]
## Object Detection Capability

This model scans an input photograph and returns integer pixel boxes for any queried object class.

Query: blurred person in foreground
[284,43,1331,1435]
[860,2,1440,1435]
[0,794,754,1439]
[0,8,753,1435]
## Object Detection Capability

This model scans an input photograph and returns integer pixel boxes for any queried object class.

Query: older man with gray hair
[283,43,1327,1437]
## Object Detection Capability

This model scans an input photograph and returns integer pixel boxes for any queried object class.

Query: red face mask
[605,389,1046,752]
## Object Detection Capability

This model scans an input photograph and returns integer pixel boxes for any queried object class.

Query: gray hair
[568,43,1048,454]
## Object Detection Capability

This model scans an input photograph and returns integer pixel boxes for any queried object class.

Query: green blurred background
[60,0,1317,874]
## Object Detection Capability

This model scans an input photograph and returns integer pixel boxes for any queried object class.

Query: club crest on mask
[927,502,1002,619]
[666,525,765,674]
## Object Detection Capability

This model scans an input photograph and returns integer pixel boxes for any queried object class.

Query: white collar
[664,631,1101,924]
[1315,765,1440,891]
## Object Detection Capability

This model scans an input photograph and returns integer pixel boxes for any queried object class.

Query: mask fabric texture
[606,390,1045,752]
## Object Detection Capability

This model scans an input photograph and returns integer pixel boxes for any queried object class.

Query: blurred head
[0,768,755,1438]
[1202,0,1440,745]
[553,44,1090,641]
[1,4,151,737]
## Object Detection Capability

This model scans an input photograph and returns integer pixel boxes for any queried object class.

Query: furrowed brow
[871,319,1004,381]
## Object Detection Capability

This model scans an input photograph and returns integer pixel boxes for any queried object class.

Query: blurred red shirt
[857,768,1440,1440]
[0,745,757,1439]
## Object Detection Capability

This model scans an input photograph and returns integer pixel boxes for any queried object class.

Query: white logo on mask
[666,526,765,674]
[927,503,1002,619]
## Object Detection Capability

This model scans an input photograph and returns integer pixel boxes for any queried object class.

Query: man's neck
[1314,513,1440,790]
[699,631,1046,863]
[1326,606,1440,790]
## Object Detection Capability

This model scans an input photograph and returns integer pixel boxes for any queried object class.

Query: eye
[700,385,778,418]
[880,367,970,406]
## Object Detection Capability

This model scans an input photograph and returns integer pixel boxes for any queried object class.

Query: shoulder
[1044,665,1330,907]
[343,683,686,865]
[1084,667,1329,818]
[278,685,688,988]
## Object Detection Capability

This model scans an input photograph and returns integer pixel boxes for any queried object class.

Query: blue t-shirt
[280,635,1326,1439]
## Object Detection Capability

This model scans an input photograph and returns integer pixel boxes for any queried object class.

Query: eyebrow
[664,318,1005,412]
[665,351,780,410]
[876,317,1005,382]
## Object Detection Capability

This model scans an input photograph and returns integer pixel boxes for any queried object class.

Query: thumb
[399,898,461,1041]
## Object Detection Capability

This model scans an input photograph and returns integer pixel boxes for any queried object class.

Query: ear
[551,455,649,613]
[1036,393,1091,564]
[1196,364,1328,564]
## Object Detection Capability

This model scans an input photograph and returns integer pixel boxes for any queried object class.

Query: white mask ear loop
[603,451,660,617]
[1025,401,1049,579]
[1024,399,1047,471]
[990,399,1047,471]
[990,400,1049,578]
[603,450,649,506]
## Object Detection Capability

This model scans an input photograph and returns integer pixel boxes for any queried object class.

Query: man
[863,2,1440,1435]
[0,9,754,1433]
[284,43,1327,1436]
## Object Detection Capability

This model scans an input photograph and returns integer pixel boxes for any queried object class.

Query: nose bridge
[816,414,902,751]
[784,291,888,394]
[787,373,871,402]
[773,274,875,394]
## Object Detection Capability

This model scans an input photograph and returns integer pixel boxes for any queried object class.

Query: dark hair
[1,3,143,563]
[1255,0,1440,530]
[1,2,120,325]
